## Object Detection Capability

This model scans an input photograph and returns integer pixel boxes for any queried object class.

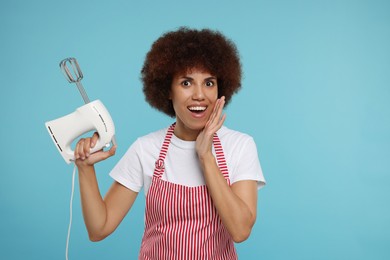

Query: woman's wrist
[198,151,216,171]
[77,163,95,176]
[198,149,214,161]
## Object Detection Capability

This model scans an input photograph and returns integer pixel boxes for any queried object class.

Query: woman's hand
[196,96,226,160]
[75,132,117,168]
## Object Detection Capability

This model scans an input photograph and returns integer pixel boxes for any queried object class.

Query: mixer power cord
[66,164,77,260]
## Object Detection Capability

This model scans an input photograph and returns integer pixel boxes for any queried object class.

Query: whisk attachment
[60,58,90,104]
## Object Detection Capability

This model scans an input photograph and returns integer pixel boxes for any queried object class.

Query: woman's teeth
[188,106,206,113]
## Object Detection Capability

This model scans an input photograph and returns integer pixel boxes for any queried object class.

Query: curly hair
[141,27,242,117]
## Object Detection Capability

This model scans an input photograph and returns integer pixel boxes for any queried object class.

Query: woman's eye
[205,81,214,87]
[181,80,191,87]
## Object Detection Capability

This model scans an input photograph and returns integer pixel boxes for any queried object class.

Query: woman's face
[170,68,218,140]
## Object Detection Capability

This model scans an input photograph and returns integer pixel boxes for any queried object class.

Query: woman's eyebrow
[180,76,193,80]
[205,76,217,81]
[178,76,217,81]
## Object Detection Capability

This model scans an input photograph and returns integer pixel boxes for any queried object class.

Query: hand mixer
[45,57,116,164]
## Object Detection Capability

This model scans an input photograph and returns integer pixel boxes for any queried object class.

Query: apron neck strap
[154,123,230,184]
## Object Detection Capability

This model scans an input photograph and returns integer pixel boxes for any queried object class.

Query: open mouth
[188,106,207,114]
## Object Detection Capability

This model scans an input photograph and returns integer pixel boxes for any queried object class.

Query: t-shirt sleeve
[230,137,266,190]
[109,139,144,192]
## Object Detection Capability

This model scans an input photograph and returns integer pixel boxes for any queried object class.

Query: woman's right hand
[75,132,117,168]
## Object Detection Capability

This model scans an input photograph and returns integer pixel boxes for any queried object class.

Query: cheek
[208,88,218,101]
[170,91,186,112]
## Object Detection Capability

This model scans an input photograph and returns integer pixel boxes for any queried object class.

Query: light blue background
[1,0,389,259]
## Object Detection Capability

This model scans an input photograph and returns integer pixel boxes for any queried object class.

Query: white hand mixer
[45,58,116,164]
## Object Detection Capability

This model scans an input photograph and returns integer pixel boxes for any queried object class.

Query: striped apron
[139,124,237,259]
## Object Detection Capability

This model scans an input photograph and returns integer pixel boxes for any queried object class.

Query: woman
[75,27,265,259]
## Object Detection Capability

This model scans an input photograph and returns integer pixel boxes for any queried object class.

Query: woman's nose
[192,85,205,100]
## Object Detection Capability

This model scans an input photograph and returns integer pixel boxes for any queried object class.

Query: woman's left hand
[196,96,226,160]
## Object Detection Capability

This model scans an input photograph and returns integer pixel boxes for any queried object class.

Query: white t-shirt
[110,126,266,195]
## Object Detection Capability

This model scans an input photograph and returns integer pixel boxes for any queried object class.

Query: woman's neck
[173,122,200,141]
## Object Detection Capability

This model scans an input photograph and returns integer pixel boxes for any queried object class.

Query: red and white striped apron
[139,124,237,259]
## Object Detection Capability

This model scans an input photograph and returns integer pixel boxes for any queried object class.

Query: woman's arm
[196,97,258,242]
[199,155,257,243]
[75,134,138,241]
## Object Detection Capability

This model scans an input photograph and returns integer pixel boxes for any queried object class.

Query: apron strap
[213,133,230,185]
[153,123,175,178]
